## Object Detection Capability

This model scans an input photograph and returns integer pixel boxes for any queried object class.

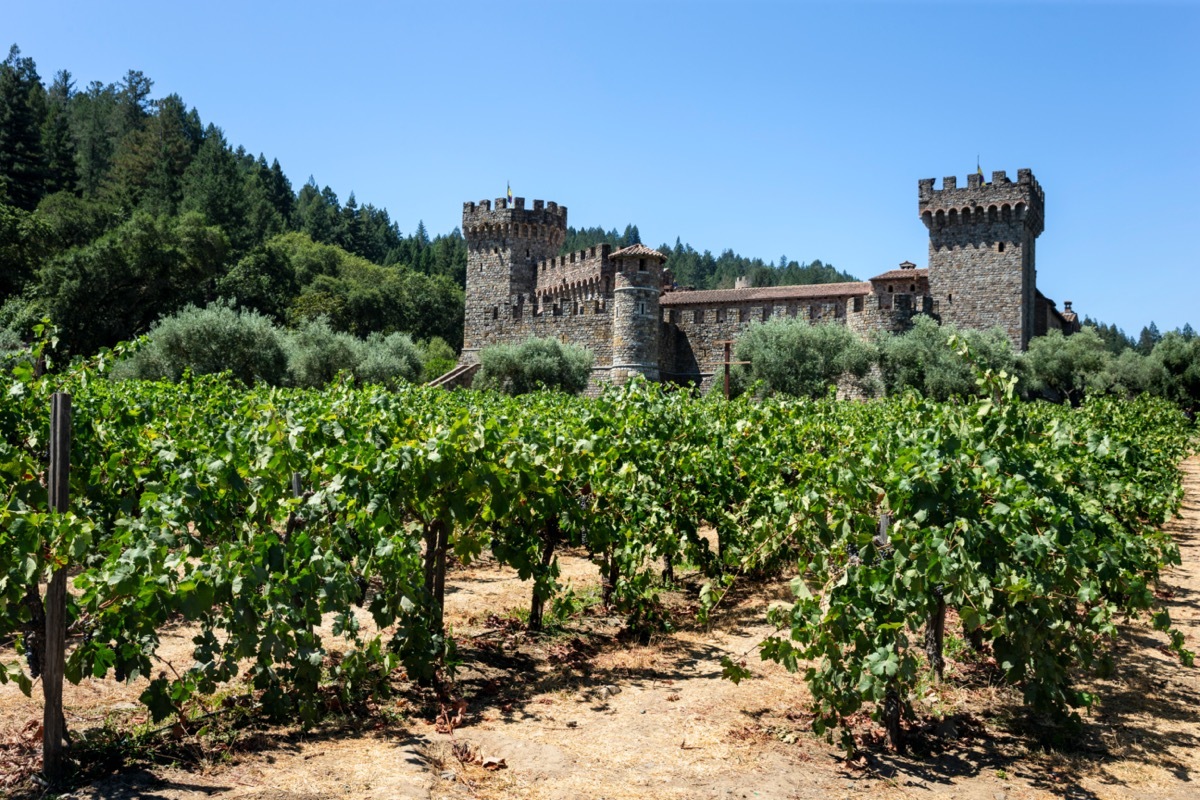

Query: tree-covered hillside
[0,45,466,354]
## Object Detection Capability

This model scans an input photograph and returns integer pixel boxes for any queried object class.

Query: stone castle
[453,169,1079,393]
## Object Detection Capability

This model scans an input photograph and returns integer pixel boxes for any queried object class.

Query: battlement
[536,244,613,297]
[462,196,569,236]
[537,244,612,273]
[919,169,1044,236]
[919,169,1044,205]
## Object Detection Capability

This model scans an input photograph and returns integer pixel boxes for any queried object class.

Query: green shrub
[1020,327,1111,405]
[878,316,1016,400]
[110,305,424,390]
[475,337,593,395]
[1149,332,1200,415]
[735,319,875,398]
[418,336,458,382]
[356,332,423,387]
[111,302,288,385]
[0,327,26,371]
[282,317,365,388]
[1094,348,1165,399]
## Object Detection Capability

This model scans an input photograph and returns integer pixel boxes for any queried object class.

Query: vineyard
[1,343,1197,796]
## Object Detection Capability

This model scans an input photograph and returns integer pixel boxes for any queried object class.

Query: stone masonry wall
[462,198,566,359]
[659,295,911,393]
[536,245,613,310]
[920,170,1044,350]
[465,304,615,395]
[456,168,1052,392]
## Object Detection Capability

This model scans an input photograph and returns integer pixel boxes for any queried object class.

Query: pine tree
[241,154,286,248]
[114,69,153,142]
[104,93,195,215]
[295,178,334,243]
[266,158,294,225]
[71,80,118,198]
[338,192,363,256]
[40,70,77,195]
[1138,321,1162,355]
[181,124,249,251]
[0,45,48,209]
[144,94,200,215]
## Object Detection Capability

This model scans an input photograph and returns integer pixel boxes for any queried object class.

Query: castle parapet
[918,168,1044,236]
[536,244,613,300]
[462,197,569,236]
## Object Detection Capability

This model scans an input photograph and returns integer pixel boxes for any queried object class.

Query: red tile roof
[660,281,872,306]
[869,268,929,281]
[608,243,668,260]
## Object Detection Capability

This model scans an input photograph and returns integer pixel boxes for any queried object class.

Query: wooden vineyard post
[723,341,731,400]
[44,392,71,782]
[716,340,750,400]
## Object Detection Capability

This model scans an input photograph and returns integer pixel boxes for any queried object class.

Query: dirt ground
[3,457,1199,800]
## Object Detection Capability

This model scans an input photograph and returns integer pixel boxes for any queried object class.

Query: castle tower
[919,169,1045,350]
[609,244,667,384]
[461,197,567,362]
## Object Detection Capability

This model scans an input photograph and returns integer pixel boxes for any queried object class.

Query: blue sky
[8,1,1199,335]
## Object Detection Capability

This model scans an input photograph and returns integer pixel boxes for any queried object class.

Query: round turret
[608,244,667,383]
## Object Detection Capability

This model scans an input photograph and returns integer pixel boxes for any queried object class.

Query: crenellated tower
[920,169,1045,350]
[461,197,568,361]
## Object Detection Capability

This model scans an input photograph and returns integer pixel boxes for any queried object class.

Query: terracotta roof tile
[869,268,929,281]
[660,281,872,306]
[608,243,668,260]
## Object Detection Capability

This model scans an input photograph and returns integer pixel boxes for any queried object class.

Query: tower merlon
[919,169,1044,204]
[918,168,1045,236]
[462,197,570,232]
[539,243,613,272]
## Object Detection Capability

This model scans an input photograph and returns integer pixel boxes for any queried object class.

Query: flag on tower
[507,182,512,204]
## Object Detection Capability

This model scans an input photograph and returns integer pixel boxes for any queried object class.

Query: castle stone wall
[456,168,1063,393]
[920,170,1044,350]
[462,198,567,358]
[463,306,615,394]
[536,245,613,309]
